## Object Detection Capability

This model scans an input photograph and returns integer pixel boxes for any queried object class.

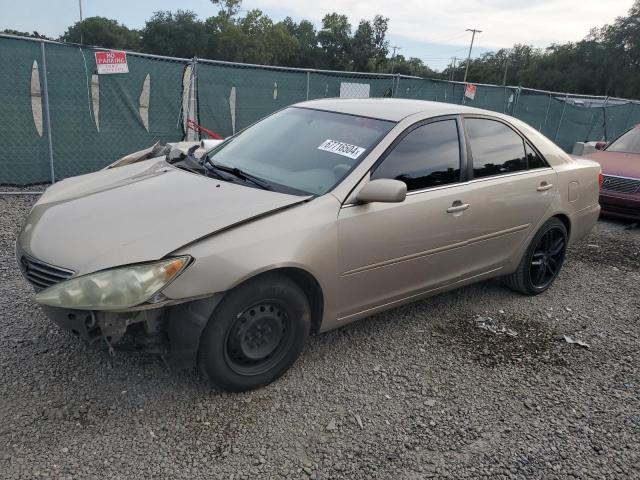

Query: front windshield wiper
[202,156,272,191]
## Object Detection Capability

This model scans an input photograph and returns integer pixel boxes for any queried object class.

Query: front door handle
[447,201,470,213]
[537,182,553,192]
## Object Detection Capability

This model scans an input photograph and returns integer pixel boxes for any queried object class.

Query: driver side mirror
[356,179,407,204]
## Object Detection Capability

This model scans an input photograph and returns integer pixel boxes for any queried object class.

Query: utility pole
[502,52,510,86]
[78,0,84,44]
[390,46,401,74]
[450,57,458,81]
[463,28,481,84]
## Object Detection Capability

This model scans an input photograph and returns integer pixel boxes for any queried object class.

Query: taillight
[598,171,603,190]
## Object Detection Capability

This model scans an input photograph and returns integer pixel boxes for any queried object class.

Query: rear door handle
[447,202,470,213]
[537,183,553,192]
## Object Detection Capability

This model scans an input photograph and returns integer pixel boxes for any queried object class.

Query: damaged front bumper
[41,305,167,352]
[41,294,223,368]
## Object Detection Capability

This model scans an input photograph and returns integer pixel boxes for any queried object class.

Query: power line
[419,31,469,45]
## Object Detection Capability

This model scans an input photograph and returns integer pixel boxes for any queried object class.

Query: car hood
[18,158,309,275]
[584,150,640,178]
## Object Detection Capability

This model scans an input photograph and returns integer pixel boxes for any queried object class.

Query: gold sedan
[17,99,601,391]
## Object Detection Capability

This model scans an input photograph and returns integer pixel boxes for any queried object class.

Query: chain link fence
[0,35,189,191]
[3,33,640,190]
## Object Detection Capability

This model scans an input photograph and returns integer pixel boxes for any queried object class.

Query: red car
[585,125,640,220]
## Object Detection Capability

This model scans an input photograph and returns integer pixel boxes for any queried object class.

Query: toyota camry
[16,99,601,391]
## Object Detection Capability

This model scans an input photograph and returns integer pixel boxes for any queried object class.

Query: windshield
[206,107,395,195]
[607,128,640,154]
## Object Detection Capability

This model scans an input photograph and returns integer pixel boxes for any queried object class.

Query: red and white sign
[464,83,477,100]
[95,50,129,74]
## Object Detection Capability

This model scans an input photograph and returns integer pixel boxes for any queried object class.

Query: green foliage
[318,13,352,70]
[60,17,140,50]
[140,11,208,58]
[351,20,375,71]
[350,17,389,72]
[442,1,640,98]
[380,54,437,77]
[2,29,51,40]
[6,0,637,98]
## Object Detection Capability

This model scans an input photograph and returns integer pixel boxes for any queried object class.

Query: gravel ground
[1,193,638,480]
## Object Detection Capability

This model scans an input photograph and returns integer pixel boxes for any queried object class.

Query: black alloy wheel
[528,226,566,289]
[503,217,568,295]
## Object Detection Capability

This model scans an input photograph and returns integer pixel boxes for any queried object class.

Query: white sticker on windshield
[317,139,366,160]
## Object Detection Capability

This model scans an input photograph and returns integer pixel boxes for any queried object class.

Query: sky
[0,0,634,70]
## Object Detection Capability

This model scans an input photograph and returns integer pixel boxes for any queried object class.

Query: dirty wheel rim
[529,226,566,289]
[225,301,292,376]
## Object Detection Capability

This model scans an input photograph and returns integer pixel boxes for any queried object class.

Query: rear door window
[465,118,527,179]
[525,143,547,169]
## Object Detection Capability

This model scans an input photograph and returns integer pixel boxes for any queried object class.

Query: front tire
[503,217,568,295]
[198,273,311,392]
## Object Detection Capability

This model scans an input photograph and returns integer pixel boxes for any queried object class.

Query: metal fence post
[40,40,55,184]
[192,57,199,141]
[554,94,568,143]
[586,95,607,141]
[394,74,400,97]
[503,86,508,114]
[541,93,552,132]
[512,86,522,116]
[306,71,310,101]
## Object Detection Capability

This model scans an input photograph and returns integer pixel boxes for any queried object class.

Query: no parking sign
[465,83,477,100]
[95,50,129,74]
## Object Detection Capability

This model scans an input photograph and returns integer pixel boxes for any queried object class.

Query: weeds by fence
[2,33,639,189]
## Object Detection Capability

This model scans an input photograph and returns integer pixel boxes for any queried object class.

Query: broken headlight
[34,256,190,310]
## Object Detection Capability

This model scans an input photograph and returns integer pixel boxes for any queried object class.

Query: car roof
[293,98,488,122]
[295,97,573,167]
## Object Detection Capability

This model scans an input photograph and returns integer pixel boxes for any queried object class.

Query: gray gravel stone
[0,192,639,479]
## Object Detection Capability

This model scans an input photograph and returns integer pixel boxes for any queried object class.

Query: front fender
[161,195,341,325]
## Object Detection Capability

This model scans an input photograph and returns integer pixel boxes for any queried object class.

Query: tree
[265,23,300,66]
[371,15,389,70]
[210,0,242,21]
[35,0,640,99]
[3,29,51,40]
[351,16,389,72]
[318,13,352,70]
[280,18,319,68]
[381,55,437,77]
[351,20,375,71]
[60,17,140,49]
[140,11,208,58]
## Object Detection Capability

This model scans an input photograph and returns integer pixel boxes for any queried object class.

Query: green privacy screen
[0,36,186,185]
[197,62,308,138]
[0,37,51,184]
[44,43,186,179]
[2,35,640,186]
[45,44,184,178]
[196,63,397,138]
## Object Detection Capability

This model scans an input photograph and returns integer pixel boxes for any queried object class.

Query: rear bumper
[599,192,640,220]
[568,203,601,244]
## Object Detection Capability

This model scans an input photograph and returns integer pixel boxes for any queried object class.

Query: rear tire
[197,273,311,392]
[503,217,568,295]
